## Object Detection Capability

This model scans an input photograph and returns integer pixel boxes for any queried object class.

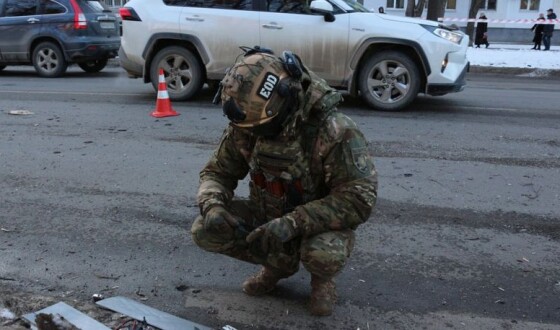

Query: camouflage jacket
[197,71,377,237]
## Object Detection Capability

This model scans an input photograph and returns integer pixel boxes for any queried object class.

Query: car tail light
[119,7,141,21]
[69,0,87,30]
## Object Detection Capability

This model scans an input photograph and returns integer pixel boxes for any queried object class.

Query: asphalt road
[1,66,559,330]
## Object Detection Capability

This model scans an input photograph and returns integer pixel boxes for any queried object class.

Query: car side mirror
[310,0,335,22]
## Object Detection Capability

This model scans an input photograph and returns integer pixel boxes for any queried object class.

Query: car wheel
[32,42,68,78]
[358,51,421,111]
[0,65,6,72]
[150,46,203,101]
[78,59,108,73]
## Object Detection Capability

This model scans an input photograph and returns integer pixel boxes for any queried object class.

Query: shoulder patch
[325,113,359,141]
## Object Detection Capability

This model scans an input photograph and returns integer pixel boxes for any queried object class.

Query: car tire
[358,51,421,111]
[32,42,68,78]
[150,46,203,101]
[78,59,108,73]
[0,65,6,72]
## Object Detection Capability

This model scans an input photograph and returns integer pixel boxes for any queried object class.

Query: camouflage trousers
[191,200,355,278]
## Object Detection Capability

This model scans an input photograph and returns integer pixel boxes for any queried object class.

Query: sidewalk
[467,42,560,76]
[484,42,560,51]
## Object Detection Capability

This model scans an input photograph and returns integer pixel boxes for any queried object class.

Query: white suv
[118,0,469,111]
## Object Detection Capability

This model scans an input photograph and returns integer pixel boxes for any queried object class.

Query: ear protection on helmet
[281,51,303,80]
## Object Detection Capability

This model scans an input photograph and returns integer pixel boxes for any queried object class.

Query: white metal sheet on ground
[22,302,111,330]
[96,296,212,330]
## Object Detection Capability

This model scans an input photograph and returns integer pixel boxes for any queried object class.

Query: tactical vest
[248,96,339,220]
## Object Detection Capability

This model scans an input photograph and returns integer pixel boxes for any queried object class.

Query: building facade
[364,0,560,43]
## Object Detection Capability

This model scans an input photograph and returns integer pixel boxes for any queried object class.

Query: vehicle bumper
[65,42,121,61]
[118,47,143,78]
[427,61,469,96]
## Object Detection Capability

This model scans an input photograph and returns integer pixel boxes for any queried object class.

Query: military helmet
[219,51,303,136]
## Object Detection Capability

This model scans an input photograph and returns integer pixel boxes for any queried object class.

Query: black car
[0,0,120,77]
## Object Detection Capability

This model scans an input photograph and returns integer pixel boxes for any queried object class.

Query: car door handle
[185,16,204,22]
[27,18,40,24]
[262,23,283,29]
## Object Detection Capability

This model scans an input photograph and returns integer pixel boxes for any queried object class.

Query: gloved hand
[246,217,299,254]
[203,205,241,235]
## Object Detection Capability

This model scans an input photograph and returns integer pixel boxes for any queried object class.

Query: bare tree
[405,0,427,17]
[426,0,447,21]
[465,0,485,46]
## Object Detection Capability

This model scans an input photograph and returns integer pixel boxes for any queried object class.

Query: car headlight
[422,25,464,44]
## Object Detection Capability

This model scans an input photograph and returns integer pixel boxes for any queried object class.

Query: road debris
[1,308,16,320]
[175,285,188,292]
[114,317,157,330]
[96,296,212,330]
[7,110,34,115]
[0,277,16,281]
[22,302,110,330]
[95,273,121,280]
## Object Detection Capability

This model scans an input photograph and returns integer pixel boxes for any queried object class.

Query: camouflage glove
[246,217,300,254]
[203,205,241,235]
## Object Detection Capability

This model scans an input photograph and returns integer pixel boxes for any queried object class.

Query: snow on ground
[467,43,560,69]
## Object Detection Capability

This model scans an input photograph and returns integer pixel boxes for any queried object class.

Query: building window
[446,0,456,10]
[423,0,457,10]
[520,0,540,10]
[386,0,405,9]
[480,0,497,10]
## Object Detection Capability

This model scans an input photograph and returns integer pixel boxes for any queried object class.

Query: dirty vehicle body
[0,0,120,77]
[119,0,469,111]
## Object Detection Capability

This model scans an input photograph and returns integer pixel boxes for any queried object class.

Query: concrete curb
[469,65,560,77]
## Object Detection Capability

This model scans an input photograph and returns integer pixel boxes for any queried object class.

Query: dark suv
[0,0,120,77]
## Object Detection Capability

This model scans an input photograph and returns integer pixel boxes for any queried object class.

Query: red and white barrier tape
[438,17,559,24]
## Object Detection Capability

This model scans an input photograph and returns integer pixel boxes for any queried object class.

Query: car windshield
[330,0,370,13]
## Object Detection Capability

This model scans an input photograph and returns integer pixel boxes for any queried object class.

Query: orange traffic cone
[151,68,180,118]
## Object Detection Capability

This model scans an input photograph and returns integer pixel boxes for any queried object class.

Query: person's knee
[300,231,355,277]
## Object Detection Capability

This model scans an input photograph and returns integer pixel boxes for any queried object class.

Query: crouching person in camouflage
[191,48,377,316]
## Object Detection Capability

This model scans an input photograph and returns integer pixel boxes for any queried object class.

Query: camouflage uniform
[191,66,378,281]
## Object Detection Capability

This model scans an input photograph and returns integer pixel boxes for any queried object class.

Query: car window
[39,0,67,15]
[163,0,188,5]
[185,0,253,10]
[333,0,368,12]
[266,0,310,13]
[4,0,38,17]
[77,0,109,13]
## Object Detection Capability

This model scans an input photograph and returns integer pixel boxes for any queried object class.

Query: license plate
[100,22,115,29]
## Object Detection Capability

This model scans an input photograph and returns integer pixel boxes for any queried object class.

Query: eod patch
[257,72,279,100]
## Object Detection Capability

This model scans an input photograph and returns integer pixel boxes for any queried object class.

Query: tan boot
[242,267,288,296]
[310,275,337,316]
